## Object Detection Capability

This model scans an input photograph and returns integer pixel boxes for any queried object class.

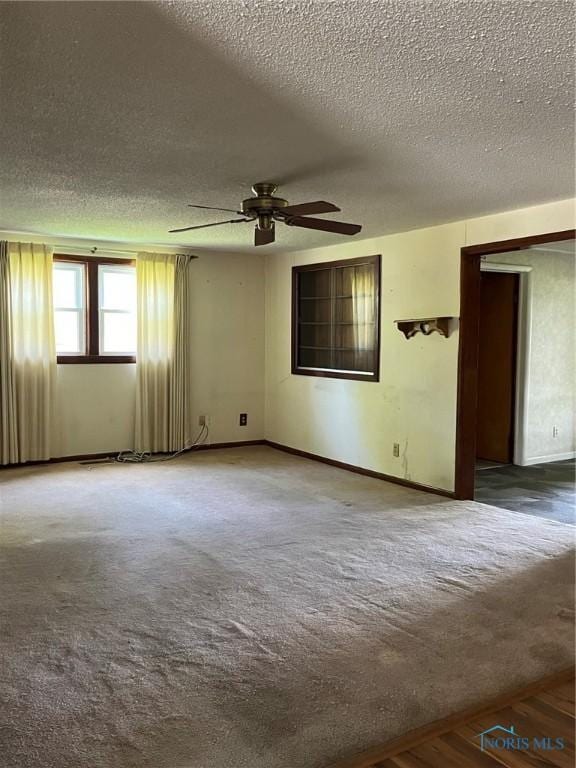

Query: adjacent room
[474,239,575,525]
[1,2,574,767]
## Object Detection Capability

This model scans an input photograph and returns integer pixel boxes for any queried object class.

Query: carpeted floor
[0,446,574,768]
[475,458,576,525]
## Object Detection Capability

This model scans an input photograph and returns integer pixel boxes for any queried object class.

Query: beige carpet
[0,446,574,768]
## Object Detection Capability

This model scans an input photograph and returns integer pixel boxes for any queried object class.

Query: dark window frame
[291,254,381,382]
[53,254,136,364]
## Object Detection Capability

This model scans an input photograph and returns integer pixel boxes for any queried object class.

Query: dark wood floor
[332,669,575,768]
[475,459,575,525]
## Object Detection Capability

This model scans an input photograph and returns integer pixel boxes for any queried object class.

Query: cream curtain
[0,242,56,464]
[135,252,190,453]
[351,263,376,371]
[0,241,18,464]
[171,254,191,449]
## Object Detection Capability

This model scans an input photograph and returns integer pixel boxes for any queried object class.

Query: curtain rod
[54,245,198,258]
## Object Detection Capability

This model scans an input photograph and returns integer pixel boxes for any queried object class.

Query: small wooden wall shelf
[394,317,455,339]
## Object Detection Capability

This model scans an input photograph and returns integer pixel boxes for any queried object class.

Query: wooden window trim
[53,254,136,364]
[291,254,381,382]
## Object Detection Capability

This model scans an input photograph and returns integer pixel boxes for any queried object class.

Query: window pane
[299,269,331,298]
[299,324,331,348]
[334,266,354,297]
[98,265,136,356]
[336,322,375,351]
[101,311,136,354]
[299,296,331,323]
[53,263,83,309]
[293,257,380,379]
[55,309,82,354]
[100,267,136,311]
[335,349,373,373]
[299,348,332,369]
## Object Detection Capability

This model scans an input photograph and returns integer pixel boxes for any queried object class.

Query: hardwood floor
[475,458,576,526]
[331,669,575,768]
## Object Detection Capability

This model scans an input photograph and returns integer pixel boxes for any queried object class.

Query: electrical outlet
[393,443,400,457]
[552,426,559,438]
[239,413,248,426]
[198,415,208,427]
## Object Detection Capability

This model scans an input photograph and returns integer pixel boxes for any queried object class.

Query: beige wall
[4,197,573,478]
[53,364,136,456]
[42,250,265,457]
[265,199,575,492]
[187,252,265,446]
[485,247,575,464]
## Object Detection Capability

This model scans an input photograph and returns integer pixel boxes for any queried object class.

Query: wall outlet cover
[239,413,248,426]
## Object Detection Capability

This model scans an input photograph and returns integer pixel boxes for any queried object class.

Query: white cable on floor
[115,424,209,464]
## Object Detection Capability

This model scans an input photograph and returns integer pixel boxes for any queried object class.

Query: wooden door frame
[480,262,533,466]
[475,270,520,465]
[454,228,575,500]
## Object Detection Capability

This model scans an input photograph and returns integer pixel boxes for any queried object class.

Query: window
[53,256,136,363]
[292,255,381,381]
[98,265,137,355]
[53,262,86,355]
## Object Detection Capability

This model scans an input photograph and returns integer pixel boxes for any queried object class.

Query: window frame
[98,263,138,357]
[53,261,87,356]
[291,254,381,382]
[53,254,136,364]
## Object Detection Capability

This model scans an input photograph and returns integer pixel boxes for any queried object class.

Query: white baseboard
[519,451,575,466]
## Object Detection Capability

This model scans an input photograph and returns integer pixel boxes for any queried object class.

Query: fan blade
[279,201,341,217]
[284,216,361,236]
[169,218,248,233]
[188,204,242,213]
[255,225,275,246]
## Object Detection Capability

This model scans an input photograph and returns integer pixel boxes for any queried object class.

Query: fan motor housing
[242,182,288,221]
[241,195,288,215]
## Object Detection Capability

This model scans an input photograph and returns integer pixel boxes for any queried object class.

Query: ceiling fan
[169,182,362,246]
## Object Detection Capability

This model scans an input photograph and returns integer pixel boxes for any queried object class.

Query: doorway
[476,271,519,466]
[455,228,575,502]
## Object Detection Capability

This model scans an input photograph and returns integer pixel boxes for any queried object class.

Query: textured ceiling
[0,0,574,253]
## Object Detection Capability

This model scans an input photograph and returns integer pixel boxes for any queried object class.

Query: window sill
[57,355,136,364]
[292,366,378,382]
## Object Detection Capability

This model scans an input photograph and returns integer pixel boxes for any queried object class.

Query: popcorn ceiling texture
[0,0,574,251]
